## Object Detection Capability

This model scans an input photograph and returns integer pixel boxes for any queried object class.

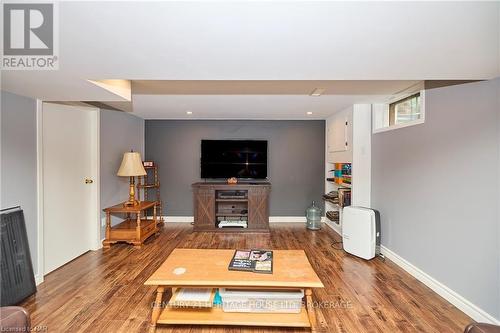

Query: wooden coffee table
[144,248,324,331]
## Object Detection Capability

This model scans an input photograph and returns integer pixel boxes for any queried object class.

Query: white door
[42,103,99,274]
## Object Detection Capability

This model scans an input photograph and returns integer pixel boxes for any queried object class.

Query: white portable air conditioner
[342,206,380,260]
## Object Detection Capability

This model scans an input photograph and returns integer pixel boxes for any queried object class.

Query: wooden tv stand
[192,182,270,232]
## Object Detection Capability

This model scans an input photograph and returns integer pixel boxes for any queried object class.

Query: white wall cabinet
[327,107,353,163]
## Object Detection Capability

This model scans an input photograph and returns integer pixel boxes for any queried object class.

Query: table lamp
[117,151,147,207]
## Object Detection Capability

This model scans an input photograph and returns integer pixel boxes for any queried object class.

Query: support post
[305,288,318,332]
[103,212,111,248]
[136,211,141,242]
[151,286,165,326]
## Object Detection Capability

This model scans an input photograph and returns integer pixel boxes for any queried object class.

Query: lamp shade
[117,152,147,177]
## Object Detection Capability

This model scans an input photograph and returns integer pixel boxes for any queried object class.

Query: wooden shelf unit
[137,164,164,226]
[137,184,159,189]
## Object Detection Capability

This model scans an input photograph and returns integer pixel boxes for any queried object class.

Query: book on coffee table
[228,249,273,274]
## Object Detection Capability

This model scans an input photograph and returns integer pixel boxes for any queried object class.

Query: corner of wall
[140,116,146,157]
[352,104,372,207]
[496,76,500,319]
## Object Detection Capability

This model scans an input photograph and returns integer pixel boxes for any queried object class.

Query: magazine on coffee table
[228,249,273,274]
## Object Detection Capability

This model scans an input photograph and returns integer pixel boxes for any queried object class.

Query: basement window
[373,91,425,133]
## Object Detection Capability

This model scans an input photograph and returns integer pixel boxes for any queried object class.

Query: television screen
[201,140,268,179]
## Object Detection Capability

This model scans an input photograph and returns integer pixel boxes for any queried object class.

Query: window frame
[372,90,425,134]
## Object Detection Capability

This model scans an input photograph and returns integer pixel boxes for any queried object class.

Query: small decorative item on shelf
[322,191,339,204]
[333,165,343,184]
[342,175,352,185]
[117,151,147,207]
[328,162,352,186]
[306,201,322,230]
[227,177,238,184]
[338,188,351,207]
[143,161,154,167]
[326,211,340,224]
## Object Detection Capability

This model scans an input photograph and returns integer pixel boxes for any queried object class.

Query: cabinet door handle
[85,179,94,184]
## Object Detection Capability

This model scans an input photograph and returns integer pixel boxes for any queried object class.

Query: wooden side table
[102,201,158,249]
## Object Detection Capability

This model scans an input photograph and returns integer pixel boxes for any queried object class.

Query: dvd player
[218,190,247,199]
[218,220,248,228]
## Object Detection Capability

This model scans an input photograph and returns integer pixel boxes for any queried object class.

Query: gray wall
[0,100,146,274]
[145,120,325,216]
[372,79,500,320]
[100,109,144,237]
[1,91,38,275]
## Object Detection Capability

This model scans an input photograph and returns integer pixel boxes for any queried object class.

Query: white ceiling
[2,1,499,119]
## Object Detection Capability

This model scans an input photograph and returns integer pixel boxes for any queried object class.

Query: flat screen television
[201,140,268,179]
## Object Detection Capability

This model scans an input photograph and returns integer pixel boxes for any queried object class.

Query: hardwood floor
[22,223,471,332]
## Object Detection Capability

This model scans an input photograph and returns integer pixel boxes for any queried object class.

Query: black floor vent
[1,206,36,306]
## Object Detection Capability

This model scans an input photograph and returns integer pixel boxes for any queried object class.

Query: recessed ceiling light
[186,111,193,115]
[310,88,326,97]
[307,111,313,115]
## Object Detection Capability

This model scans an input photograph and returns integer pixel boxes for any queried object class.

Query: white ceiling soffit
[132,94,390,120]
[107,79,478,118]
[87,80,132,101]
[1,72,130,101]
[1,1,499,103]
[130,80,421,119]
[132,80,420,95]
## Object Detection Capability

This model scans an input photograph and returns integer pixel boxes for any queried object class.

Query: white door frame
[35,101,101,285]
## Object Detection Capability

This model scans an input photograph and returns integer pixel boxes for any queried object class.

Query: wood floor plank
[21,223,472,332]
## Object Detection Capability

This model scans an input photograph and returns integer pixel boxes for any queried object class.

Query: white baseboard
[323,218,342,235]
[269,216,306,223]
[161,216,308,223]
[35,273,44,286]
[380,245,500,325]
[162,216,194,223]
[91,240,103,251]
[322,220,499,324]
